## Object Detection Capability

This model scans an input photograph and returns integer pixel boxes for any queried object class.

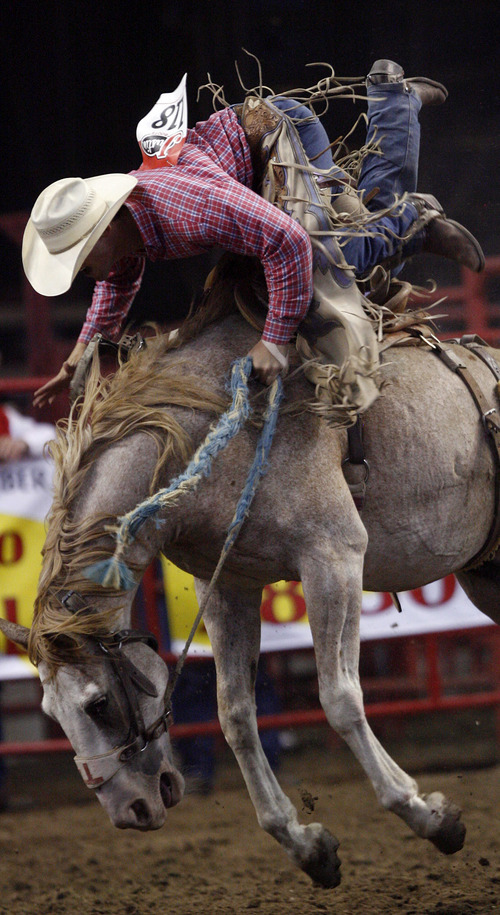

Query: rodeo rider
[23,60,484,409]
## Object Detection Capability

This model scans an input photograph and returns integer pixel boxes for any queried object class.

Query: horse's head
[0,615,185,830]
[0,332,235,829]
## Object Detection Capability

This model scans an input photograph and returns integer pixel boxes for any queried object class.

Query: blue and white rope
[84,357,284,592]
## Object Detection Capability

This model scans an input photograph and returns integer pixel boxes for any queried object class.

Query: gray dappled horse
[1,313,499,889]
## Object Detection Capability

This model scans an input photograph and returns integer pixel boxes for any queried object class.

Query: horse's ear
[0,618,30,649]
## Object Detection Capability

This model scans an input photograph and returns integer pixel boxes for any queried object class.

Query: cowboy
[25,59,484,407]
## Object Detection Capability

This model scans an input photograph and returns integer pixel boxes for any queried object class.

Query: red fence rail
[1,625,499,757]
[0,253,499,395]
[433,257,500,343]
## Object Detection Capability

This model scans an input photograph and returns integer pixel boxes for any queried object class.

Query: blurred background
[0,0,498,385]
[0,1,499,811]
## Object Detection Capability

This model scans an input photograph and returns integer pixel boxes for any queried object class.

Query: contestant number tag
[136,73,187,168]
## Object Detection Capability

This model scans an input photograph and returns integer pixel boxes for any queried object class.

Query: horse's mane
[30,332,228,670]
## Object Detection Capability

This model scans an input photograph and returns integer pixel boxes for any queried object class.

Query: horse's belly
[362,479,494,592]
[357,347,498,592]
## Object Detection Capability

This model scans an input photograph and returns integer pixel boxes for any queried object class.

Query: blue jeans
[272,86,422,276]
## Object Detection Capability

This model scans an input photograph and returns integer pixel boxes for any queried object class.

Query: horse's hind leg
[194,578,341,889]
[300,536,466,857]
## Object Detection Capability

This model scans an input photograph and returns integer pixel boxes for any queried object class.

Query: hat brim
[22,173,138,297]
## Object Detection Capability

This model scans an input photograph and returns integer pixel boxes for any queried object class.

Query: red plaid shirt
[80,107,313,346]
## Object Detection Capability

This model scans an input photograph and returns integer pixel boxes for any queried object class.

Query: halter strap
[58,593,174,790]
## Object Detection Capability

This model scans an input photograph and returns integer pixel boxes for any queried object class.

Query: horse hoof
[428,800,466,855]
[301,827,341,888]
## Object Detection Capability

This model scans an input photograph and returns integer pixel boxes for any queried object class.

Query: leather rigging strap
[408,329,500,570]
[342,417,369,511]
[342,331,500,571]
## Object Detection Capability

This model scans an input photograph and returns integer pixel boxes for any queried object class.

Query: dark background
[1,0,499,345]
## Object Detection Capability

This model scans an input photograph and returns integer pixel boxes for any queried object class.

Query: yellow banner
[161,557,212,650]
[0,513,44,664]
[160,558,490,654]
[161,557,310,654]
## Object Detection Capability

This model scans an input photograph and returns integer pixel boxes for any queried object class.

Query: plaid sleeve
[79,153,314,346]
[200,179,314,345]
[78,256,145,343]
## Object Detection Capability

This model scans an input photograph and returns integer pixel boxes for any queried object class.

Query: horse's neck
[73,433,164,583]
[74,408,211,589]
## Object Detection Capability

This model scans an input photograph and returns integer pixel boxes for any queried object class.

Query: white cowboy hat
[22,173,138,296]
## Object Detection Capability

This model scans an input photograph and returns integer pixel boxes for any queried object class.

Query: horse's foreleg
[194,578,341,888]
[301,543,465,856]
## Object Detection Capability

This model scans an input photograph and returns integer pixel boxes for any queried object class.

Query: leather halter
[59,592,172,789]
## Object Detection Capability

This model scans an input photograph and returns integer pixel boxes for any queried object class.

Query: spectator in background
[0,404,54,462]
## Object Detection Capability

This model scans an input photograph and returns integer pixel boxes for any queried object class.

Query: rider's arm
[202,182,313,383]
[199,179,314,347]
[34,256,145,409]
[79,255,146,343]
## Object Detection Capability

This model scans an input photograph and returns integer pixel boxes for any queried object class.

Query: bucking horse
[1,309,499,889]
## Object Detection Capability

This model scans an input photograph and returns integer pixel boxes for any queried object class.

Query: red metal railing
[0,251,499,395]
[1,625,499,757]
[434,257,500,343]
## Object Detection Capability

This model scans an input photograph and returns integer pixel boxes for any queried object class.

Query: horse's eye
[85,696,109,718]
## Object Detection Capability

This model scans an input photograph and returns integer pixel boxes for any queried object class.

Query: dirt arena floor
[0,718,498,915]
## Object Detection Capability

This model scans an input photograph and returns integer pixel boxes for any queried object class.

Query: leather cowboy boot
[409,193,485,273]
[367,59,448,107]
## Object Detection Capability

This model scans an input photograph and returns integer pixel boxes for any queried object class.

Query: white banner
[162,561,494,657]
[361,579,492,640]
[0,456,54,522]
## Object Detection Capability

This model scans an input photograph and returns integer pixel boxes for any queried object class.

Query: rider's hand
[247,339,288,386]
[33,340,87,409]
[33,363,75,408]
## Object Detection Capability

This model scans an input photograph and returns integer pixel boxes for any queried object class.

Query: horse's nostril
[130,799,151,826]
[160,772,173,808]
